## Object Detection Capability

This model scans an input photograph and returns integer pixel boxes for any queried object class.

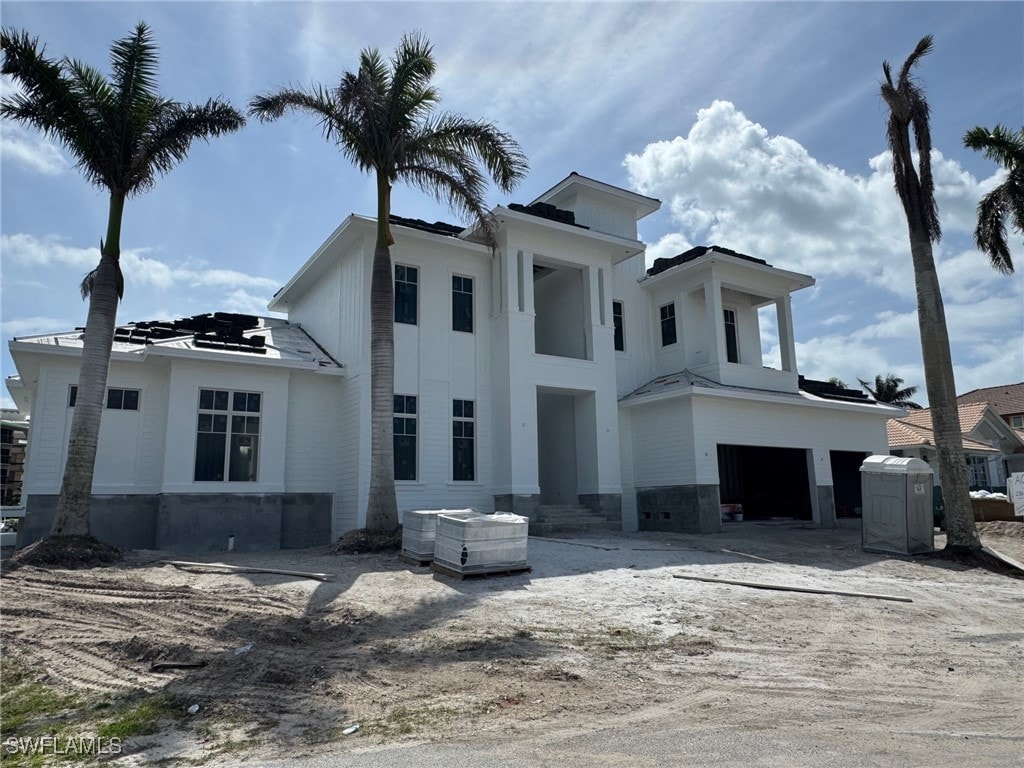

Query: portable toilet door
[860,456,934,555]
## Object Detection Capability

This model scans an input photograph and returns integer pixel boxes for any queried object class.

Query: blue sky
[2,1,1022,409]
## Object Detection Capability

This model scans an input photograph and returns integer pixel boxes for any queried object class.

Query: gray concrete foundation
[16,492,332,552]
[578,493,622,525]
[816,485,837,529]
[493,494,541,520]
[636,484,722,533]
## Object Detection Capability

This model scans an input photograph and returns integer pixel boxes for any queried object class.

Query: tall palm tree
[963,124,1023,275]
[1,23,245,540]
[249,32,527,533]
[880,35,979,551]
[858,373,922,409]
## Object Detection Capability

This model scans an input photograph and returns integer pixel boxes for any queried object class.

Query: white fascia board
[532,172,661,220]
[143,344,345,375]
[8,340,145,363]
[621,382,901,417]
[640,253,815,296]
[268,214,368,312]
[488,206,646,262]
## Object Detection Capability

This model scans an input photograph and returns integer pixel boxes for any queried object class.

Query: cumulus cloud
[1,316,70,337]
[0,76,69,176]
[624,100,1000,300]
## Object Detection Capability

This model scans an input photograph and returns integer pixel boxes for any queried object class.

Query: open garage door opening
[717,444,812,521]
[830,450,868,518]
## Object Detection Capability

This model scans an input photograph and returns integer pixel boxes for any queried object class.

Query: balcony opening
[534,261,589,360]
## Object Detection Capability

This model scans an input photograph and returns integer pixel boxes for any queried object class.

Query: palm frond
[974,188,1013,274]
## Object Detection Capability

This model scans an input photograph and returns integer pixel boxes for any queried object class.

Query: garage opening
[717,444,812,520]
[830,451,868,518]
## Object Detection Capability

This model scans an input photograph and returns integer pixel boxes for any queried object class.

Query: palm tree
[963,124,1023,275]
[1,23,245,540]
[858,373,922,409]
[880,35,979,551]
[249,33,527,533]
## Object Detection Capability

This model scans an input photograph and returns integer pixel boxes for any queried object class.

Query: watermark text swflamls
[3,735,123,756]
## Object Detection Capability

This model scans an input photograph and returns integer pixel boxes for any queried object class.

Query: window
[68,385,139,410]
[395,264,418,325]
[966,455,989,489]
[452,275,474,333]
[394,394,417,480]
[723,308,739,363]
[1012,415,1023,429]
[613,300,625,352]
[453,399,475,481]
[194,389,261,482]
[659,303,677,347]
[107,388,140,410]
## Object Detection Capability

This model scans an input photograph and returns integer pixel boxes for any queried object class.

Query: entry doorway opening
[717,444,812,521]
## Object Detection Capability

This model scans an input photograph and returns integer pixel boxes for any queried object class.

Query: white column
[704,278,724,365]
[776,295,797,373]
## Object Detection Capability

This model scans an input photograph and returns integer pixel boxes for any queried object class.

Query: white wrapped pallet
[432,512,529,575]
[402,508,473,561]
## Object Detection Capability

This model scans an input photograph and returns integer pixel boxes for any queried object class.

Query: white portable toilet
[860,456,934,555]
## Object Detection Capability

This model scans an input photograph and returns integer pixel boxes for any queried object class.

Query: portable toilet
[860,456,934,555]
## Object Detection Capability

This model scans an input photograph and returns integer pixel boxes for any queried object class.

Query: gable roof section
[531,171,661,222]
[10,313,343,372]
[887,401,1024,454]
[957,382,1024,417]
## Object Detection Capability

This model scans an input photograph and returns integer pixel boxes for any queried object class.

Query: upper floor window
[613,300,625,352]
[723,308,739,363]
[452,275,474,333]
[194,389,260,482]
[1012,415,1023,429]
[395,264,419,325]
[68,385,139,410]
[659,303,677,347]
[394,394,417,481]
[452,399,475,481]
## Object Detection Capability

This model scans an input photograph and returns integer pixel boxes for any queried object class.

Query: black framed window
[723,309,739,363]
[394,394,417,480]
[612,300,625,352]
[107,388,140,410]
[660,303,677,347]
[195,389,260,482]
[452,275,474,333]
[395,265,419,325]
[452,399,475,481]
[68,385,77,407]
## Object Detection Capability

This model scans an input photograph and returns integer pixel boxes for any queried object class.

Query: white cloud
[2,233,280,292]
[0,76,69,176]
[1,316,69,337]
[222,289,276,316]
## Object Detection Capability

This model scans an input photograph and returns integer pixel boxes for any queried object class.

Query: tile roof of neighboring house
[886,416,1000,453]
[646,245,769,278]
[11,313,343,371]
[899,401,990,433]
[389,215,464,238]
[957,382,1024,416]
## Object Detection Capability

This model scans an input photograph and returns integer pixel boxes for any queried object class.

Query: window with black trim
[68,385,140,410]
[612,300,625,352]
[452,399,475,481]
[194,389,261,482]
[659,303,677,347]
[395,265,418,325]
[394,394,417,480]
[723,308,739,363]
[452,275,473,333]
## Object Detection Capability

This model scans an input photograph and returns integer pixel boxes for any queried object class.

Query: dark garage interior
[717,444,813,521]
[830,450,868,518]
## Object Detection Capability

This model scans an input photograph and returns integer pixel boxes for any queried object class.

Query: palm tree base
[929,545,1022,579]
[328,527,402,555]
[6,535,124,571]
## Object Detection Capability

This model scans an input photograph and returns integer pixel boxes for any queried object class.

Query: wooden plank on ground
[672,573,913,602]
[161,561,334,581]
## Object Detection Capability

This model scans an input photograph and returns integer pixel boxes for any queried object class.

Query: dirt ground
[1,520,1022,766]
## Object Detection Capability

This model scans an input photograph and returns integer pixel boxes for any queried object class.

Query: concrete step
[529,519,619,537]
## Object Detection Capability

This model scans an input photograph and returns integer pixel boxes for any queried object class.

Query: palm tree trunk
[51,192,125,538]
[365,176,399,532]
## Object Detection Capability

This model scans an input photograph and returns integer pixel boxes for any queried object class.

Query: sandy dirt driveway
[1,521,1022,766]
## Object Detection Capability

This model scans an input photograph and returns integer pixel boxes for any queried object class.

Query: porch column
[704,278,724,365]
[776,294,797,373]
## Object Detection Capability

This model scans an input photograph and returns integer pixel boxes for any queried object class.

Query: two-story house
[8,173,898,551]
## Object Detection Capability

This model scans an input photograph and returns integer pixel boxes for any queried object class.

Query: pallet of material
[430,560,532,580]
[431,511,529,576]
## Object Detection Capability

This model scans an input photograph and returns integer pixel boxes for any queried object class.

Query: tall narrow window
[612,300,625,352]
[659,303,677,347]
[194,389,260,482]
[453,399,475,481]
[452,275,474,333]
[394,394,417,480]
[723,308,739,363]
[395,265,419,325]
[68,385,78,407]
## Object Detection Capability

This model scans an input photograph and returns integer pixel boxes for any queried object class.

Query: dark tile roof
[646,245,768,277]
[389,215,464,237]
[508,202,589,229]
[109,312,267,354]
[798,376,872,403]
[957,382,1024,416]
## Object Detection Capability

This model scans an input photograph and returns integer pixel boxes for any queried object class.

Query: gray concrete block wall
[493,493,540,519]
[578,493,622,524]
[636,484,722,533]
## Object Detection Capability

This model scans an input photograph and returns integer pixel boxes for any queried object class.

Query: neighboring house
[887,402,1024,492]
[957,382,1024,435]
[8,172,898,552]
